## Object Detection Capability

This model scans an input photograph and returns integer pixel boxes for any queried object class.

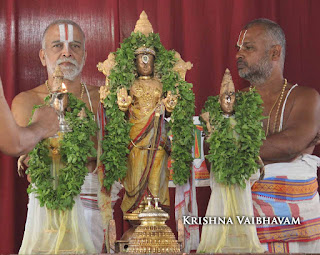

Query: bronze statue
[117,44,177,215]
[198,69,265,253]
[98,12,194,250]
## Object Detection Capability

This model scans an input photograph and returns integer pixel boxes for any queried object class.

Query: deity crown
[134,46,156,56]
[134,11,153,36]
[220,68,235,96]
[53,65,64,79]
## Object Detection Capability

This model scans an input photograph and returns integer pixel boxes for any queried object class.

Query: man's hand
[17,154,28,177]
[30,106,59,139]
[117,87,132,111]
[1,77,59,156]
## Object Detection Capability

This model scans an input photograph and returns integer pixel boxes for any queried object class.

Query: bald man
[12,20,103,253]
[236,18,320,253]
[0,78,58,156]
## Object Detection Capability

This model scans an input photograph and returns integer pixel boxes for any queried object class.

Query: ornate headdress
[53,65,64,79]
[134,11,153,36]
[134,11,155,57]
[220,68,235,96]
[52,65,64,92]
[134,46,156,56]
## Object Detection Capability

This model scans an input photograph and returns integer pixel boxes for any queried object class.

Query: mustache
[237,59,248,67]
[56,58,78,66]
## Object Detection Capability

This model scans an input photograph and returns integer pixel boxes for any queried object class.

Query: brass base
[126,197,180,253]
[127,224,180,253]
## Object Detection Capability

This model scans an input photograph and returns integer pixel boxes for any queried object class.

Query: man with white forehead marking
[11,20,104,253]
[236,18,320,253]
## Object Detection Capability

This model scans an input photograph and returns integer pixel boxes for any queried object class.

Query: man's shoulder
[12,84,48,126]
[86,84,99,92]
[12,85,47,106]
[86,84,100,99]
[290,84,320,102]
[13,88,38,102]
[294,84,318,93]
[286,84,320,119]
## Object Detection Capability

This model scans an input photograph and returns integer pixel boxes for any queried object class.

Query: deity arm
[117,87,132,111]
[260,87,320,163]
[201,111,215,172]
[99,84,110,104]
[163,91,178,113]
[200,111,213,135]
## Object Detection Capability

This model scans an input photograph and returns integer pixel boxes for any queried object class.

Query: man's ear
[271,45,281,61]
[39,49,46,67]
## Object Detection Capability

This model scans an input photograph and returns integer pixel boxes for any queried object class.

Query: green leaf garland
[27,93,97,211]
[201,89,265,188]
[101,32,195,190]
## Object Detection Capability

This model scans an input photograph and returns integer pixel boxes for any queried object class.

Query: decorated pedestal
[127,197,181,253]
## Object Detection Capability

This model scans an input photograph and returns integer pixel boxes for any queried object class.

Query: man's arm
[0,79,59,156]
[260,87,320,162]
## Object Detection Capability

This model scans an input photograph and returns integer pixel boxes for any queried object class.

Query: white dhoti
[197,171,265,253]
[19,193,96,254]
[80,173,105,253]
[252,154,320,253]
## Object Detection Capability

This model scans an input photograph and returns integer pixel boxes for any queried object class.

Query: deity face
[39,24,86,81]
[236,26,273,85]
[136,53,154,76]
[219,90,235,116]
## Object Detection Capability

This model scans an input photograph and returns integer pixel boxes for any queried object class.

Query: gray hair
[244,18,286,70]
[41,19,85,49]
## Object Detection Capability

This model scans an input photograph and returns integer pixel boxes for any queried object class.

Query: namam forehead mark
[45,24,84,49]
[236,26,269,50]
[58,24,73,42]
[237,29,247,49]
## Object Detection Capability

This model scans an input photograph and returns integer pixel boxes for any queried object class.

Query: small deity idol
[198,69,265,253]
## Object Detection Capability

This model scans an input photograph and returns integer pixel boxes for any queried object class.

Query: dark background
[1,0,320,253]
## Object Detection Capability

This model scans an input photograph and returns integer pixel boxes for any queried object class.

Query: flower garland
[100,32,195,190]
[201,89,265,188]
[26,93,97,211]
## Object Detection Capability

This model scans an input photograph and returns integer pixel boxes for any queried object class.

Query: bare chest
[260,87,295,135]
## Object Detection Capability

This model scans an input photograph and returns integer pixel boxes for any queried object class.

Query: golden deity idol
[117,46,177,216]
[97,12,181,219]
[98,11,194,251]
